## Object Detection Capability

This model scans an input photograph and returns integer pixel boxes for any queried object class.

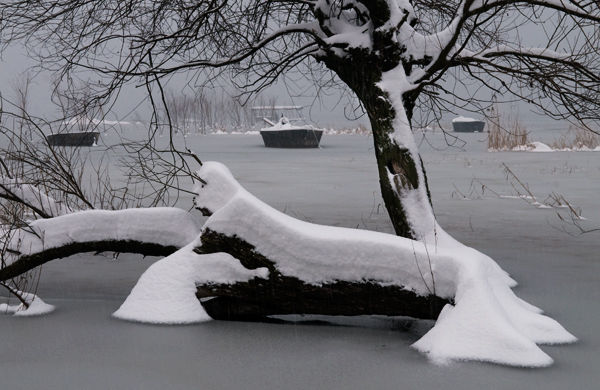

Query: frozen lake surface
[1,130,599,389]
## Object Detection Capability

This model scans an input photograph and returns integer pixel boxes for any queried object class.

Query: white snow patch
[513,142,554,152]
[555,145,600,152]
[491,142,599,153]
[1,293,55,316]
[114,244,268,324]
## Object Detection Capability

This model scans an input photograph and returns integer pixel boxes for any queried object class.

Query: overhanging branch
[0,239,181,282]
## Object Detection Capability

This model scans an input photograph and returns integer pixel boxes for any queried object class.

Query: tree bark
[318,48,434,240]
[194,228,450,322]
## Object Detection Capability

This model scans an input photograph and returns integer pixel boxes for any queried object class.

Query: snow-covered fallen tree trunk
[195,228,450,321]
[1,161,577,367]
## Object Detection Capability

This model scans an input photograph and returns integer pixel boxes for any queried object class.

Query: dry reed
[552,125,600,150]
[487,111,528,150]
[325,123,371,135]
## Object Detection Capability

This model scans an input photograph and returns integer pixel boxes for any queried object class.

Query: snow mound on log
[187,161,576,367]
[197,165,458,295]
[114,246,269,324]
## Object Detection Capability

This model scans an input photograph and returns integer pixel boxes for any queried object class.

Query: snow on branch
[0,176,72,219]
[466,0,593,19]
[468,45,573,60]
[400,0,600,102]
[0,207,202,282]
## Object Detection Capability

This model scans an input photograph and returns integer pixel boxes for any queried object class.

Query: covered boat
[452,116,485,132]
[46,131,100,147]
[260,117,324,148]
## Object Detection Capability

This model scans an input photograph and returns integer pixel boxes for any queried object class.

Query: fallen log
[194,228,451,322]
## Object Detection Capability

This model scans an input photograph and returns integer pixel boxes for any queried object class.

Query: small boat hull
[452,121,485,133]
[46,132,100,147]
[260,129,323,148]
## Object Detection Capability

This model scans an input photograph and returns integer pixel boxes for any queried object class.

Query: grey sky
[0,43,366,128]
[0,9,574,133]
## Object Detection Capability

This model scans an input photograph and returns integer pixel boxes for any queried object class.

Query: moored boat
[452,116,485,132]
[260,117,324,148]
[46,131,100,147]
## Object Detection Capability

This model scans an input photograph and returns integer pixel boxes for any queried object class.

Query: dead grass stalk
[552,124,600,150]
[487,105,528,150]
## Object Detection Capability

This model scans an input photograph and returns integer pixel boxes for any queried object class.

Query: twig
[411,241,433,295]
[0,281,30,309]
[502,163,536,203]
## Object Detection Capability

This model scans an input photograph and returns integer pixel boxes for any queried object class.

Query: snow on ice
[4,161,576,367]
[494,141,600,152]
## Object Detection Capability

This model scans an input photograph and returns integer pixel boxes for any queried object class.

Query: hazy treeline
[160,89,280,135]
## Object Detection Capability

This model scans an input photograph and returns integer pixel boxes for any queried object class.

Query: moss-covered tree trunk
[319,49,434,241]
